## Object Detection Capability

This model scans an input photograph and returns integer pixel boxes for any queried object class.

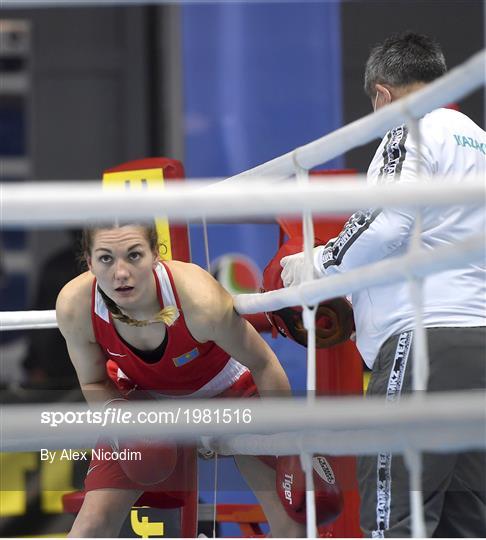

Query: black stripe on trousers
[373,331,413,538]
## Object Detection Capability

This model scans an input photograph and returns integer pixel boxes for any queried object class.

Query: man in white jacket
[281,32,486,538]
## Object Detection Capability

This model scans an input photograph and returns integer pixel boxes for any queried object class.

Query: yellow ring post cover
[102,168,173,260]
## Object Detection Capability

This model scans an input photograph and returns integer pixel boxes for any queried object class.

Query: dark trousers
[358,327,486,538]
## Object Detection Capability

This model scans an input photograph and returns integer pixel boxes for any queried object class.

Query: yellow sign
[130,507,164,538]
[40,454,76,513]
[0,452,76,516]
[0,452,170,537]
[0,453,37,516]
[102,167,172,260]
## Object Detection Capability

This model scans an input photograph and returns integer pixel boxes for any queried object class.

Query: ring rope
[2,176,485,227]
[1,232,484,331]
[2,391,484,453]
[219,49,485,185]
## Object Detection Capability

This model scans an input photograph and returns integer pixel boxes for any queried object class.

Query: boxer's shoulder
[56,271,93,336]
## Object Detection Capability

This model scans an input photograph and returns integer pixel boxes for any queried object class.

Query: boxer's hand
[280,246,325,288]
[312,455,344,524]
[111,435,178,486]
[276,455,305,521]
[105,397,178,486]
[276,454,343,526]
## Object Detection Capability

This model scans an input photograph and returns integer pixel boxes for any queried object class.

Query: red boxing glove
[263,237,354,349]
[276,455,344,526]
[105,397,178,486]
[111,436,178,486]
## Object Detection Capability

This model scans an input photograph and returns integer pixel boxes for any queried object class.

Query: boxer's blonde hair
[82,223,178,327]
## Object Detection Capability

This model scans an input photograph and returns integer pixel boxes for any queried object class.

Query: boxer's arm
[213,294,291,397]
[57,276,177,487]
[56,275,121,405]
[174,262,291,397]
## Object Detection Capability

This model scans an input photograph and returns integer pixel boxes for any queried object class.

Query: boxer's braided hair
[96,286,178,327]
[82,223,179,327]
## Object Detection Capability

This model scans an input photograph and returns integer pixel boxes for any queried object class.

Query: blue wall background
[181,2,343,534]
[182,2,343,178]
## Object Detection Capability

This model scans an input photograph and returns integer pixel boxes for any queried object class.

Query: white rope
[404,448,426,539]
[2,177,485,227]
[409,276,429,393]
[212,452,218,539]
[408,209,429,393]
[300,450,317,539]
[219,49,485,185]
[405,115,431,394]
[234,233,484,315]
[0,310,58,330]
[294,158,318,535]
[201,216,211,273]
[1,232,483,331]
[2,391,484,453]
[303,305,317,399]
[294,165,315,284]
[294,162,318,401]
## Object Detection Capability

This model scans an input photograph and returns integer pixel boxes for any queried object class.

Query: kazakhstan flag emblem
[173,348,199,367]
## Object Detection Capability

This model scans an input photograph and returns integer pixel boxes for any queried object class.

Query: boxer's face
[87,225,159,310]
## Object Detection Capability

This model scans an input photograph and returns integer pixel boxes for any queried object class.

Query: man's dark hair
[364,31,447,97]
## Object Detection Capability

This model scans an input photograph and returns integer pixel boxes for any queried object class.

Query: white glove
[280,245,325,287]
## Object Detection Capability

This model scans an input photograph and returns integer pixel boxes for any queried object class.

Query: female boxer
[56,222,306,537]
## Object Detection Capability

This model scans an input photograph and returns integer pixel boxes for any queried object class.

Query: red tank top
[91,262,248,397]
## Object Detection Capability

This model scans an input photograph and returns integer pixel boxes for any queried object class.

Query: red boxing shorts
[84,370,258,501]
